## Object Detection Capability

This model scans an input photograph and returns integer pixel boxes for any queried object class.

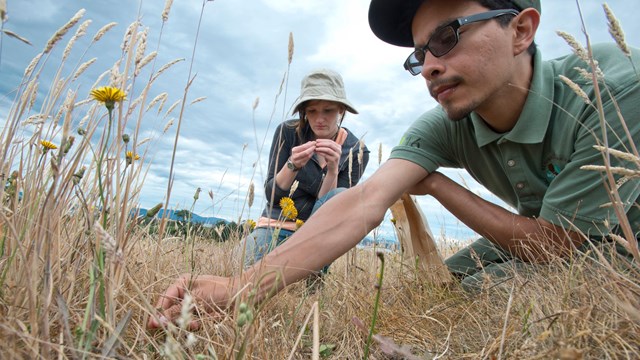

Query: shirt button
[507,160,516,167]
[516,182,525,189]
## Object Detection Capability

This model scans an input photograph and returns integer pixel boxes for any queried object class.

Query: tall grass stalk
[158,0,211,240]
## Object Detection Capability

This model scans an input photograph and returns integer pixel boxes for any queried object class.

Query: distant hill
[358,235,399,251]
[134,208,227,226]
[133,208,401,246]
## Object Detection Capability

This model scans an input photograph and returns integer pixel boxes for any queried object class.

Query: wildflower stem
[364,252,385,359]
[96,107,113,228]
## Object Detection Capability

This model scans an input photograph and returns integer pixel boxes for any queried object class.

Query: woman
[240,68,369,267]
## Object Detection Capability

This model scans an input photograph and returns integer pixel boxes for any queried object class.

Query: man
[149,0,639,329]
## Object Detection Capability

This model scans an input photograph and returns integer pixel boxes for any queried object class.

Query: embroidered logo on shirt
[545,163,563,183]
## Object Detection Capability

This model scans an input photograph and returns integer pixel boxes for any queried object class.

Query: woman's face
[304,100,344,139]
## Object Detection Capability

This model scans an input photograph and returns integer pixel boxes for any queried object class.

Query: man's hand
[147,274,235,330]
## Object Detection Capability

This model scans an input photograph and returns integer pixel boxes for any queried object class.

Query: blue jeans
[240,188,345,268]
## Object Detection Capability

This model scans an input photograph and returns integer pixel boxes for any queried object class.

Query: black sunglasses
[404,9,520,76]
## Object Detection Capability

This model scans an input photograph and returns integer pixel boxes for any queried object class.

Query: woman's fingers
[291,141,316,166]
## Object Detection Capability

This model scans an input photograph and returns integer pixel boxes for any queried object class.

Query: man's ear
[512,8,540,56]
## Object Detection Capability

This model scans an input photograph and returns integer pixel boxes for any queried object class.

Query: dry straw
[593,144,640,163]
[72,58,97,80]
[165,99,181,117]
[62,19,91,60]
[378,142,382,165]
[248,182,255,208]
[146,92,168,113]
[581,165,640,177]
[556,31,589,64]
[92,22,117,42]
[134,28,149,65]
[23,53,42,78]
[163,118,175,133]
[559,75,592,105]
[603,3,630,57]
[0,0,7,22]
[44,8,85,54]
[162,0,174,22]
[2,29,32,45]
[287,32,294,64]
[190,96,207,105]
[120,21,138,52]
[135,51,157,76]
[151,58,185,83]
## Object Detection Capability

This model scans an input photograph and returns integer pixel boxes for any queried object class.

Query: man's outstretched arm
[148,159,429,329]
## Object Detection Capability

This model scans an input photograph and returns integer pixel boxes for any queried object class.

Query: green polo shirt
[391,43,640,237]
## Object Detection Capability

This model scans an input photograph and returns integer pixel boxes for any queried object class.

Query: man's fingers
[155,284,182,310]
[146,303,184,329]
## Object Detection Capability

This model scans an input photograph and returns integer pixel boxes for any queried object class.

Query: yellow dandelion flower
[41,140,58,151]
[282,204,298,220]
[279,197,294,210]
[125,151,140,165]
[246,219,256,230]
[125,151,140,161]
[90,86,126,110]
[295,219,304,229]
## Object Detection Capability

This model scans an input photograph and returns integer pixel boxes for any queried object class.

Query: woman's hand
[147,274,236,330]
[315,139,342,174]
[289,141,316,169]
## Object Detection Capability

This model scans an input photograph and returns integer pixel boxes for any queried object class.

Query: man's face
[411,0,518,121]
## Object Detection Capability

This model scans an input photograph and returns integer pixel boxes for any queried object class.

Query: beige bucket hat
[291,69,358,115]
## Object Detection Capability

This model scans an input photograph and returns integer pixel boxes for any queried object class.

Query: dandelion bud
[146,203,163,218]
[122,134,130,143]
[62,136,75,155]
[72,166,86,185]
[193,187,201,201]
[77,127,86,135]
[238,302,248,313]
[237,313,248,327]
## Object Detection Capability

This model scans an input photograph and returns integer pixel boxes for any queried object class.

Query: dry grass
[0,2,639,359]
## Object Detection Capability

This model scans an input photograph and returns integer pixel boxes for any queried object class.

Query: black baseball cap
[368,0,541,47]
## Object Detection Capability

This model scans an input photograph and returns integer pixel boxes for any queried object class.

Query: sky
[1,0,639,241]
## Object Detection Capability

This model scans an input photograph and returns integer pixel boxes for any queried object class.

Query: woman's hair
[476,0,537,56]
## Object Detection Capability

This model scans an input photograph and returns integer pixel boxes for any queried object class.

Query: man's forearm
[425,172,582,262]
[240,184,383,301]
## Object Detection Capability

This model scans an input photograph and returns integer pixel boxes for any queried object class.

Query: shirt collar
[472,49,555,147]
